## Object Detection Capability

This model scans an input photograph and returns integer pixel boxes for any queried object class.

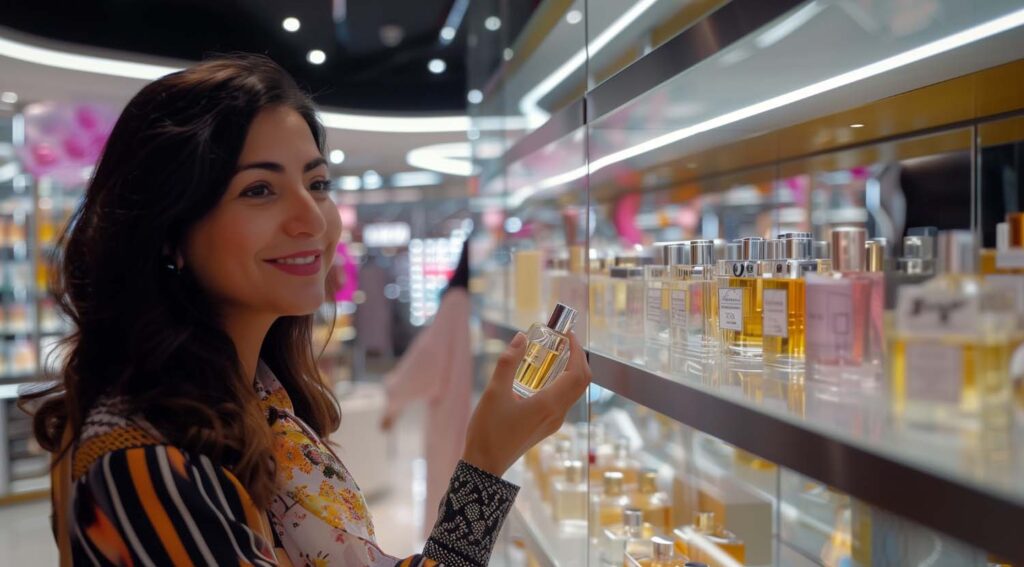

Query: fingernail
[511,332,526,347]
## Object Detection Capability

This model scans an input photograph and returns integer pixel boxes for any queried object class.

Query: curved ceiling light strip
[406,142,475,176]
[0,28,471,133]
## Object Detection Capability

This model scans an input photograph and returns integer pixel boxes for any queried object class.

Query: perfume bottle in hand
[513,303,578,397]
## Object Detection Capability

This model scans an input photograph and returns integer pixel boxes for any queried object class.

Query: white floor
[0,403,427,565]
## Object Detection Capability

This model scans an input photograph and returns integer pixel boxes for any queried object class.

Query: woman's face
[184,105,341,320]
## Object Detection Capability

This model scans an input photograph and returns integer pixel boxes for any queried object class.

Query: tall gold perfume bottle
[763,234,824,370]
[591,471,632,538]
[891,231,1020,440]
[513,303,578,397]
[646,242,689,374]
[718,237,767,362]
[632,469,673,534]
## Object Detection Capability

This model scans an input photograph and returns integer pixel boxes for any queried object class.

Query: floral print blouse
[62,362,519,566]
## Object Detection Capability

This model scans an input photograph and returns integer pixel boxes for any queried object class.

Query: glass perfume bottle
[891,230,1020,439]
[674,512,745,567]
[539,438,574,503]
[763,234,823,371]
[591,258,611,350]
[646,242,688,374]
[718,237,766,362]
[676,240,718,372]
[886,231,937,310]
[593,437,640,487]
[591,471,632,538]
[806,228,885,388]
[602,508,656,567]
[553,460,588,529]
[648,536,690,567]
[632,469,673,534]
[612,264,648,364]
[513,303,578,397]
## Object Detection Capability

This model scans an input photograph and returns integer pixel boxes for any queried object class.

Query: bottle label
[904,343,962,403]
[719,288,743,331]
[763,289,788,338]
[670,289,687,331]
[805,280,853,358]
[896,287,978,335]
[646,287,666,327]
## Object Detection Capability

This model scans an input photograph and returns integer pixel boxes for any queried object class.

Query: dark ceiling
[0,0,476,112]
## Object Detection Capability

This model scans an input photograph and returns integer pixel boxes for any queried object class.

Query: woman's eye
[310,180,330,193]
[241,184,273,198]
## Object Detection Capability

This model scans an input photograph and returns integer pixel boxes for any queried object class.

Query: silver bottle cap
[725,242,742,260]
[713,239,728,262]
[652,537,674,560]
[831,227,866,272]
[664,242,691,266]
[997,222,1009,250]
[563,460,584,484]
[813,240,831,259]
[765,239,785,260]
[902,235,934,259]
[782,232,813,240]
[546,303,578,334]
[689,240,715,265]
[653,241,686,266]
[738,237,766,260]
[623,508,644,529]
[610,266,645,279]
[785,237,813,260]
[937,230,975,274]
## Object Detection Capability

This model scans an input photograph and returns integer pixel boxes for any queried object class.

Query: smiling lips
[264,249,322,276]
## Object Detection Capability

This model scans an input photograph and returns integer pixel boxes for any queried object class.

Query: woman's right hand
[461,331,592,477]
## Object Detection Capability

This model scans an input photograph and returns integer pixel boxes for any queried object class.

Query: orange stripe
[126,448,196,567]
[84,502,134,566]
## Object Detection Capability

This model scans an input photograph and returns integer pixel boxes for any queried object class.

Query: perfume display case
[467,1,1024,565]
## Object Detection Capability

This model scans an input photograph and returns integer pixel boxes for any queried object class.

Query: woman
[23,54,591,566]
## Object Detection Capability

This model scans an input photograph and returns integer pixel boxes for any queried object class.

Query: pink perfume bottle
[805,227,885,388]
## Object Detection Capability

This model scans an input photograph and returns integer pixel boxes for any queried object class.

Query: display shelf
[482,316,1024,562]
[504,461,587,567]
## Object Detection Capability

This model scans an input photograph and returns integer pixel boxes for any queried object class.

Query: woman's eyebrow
[236,157,327,174]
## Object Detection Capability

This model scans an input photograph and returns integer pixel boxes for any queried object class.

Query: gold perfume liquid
[514,343,563,391]
[719,275,763,358]
[513,304,577,398]
[762,278,807,368]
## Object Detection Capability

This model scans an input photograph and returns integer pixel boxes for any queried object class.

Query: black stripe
[103,448,174,566]
[145,446,208,562]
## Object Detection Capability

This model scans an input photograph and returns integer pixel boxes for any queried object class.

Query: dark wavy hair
[21,54,341,507]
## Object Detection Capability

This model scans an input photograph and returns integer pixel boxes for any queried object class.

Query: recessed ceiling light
[329,149,346,164]
[339,176,361,191]
[503,48,514,61]
[428,58,447,74]
[0,92,17,104]
[307,50,326,65]
[379,24,405,47]
[439,26,456,42]
[484,16,501,31]
[362,170,383,190]
[467,89,483,104]
[850,123,865,128]
[566,10,583,25]
[282,17,301,32]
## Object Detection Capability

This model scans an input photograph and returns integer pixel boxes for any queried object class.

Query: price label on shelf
[719,287,743,331]
[763,289,788,338]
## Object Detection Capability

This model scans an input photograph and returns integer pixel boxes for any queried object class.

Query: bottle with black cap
[717,237,767,361]
[762,233,823,370]
[805,227,885,387]
[891,230,1020,435]
[645,242,689,373]
[676,240,719,369]
[512,303,578,397]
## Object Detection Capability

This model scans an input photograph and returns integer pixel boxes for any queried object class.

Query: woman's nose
[282,185,326,238]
